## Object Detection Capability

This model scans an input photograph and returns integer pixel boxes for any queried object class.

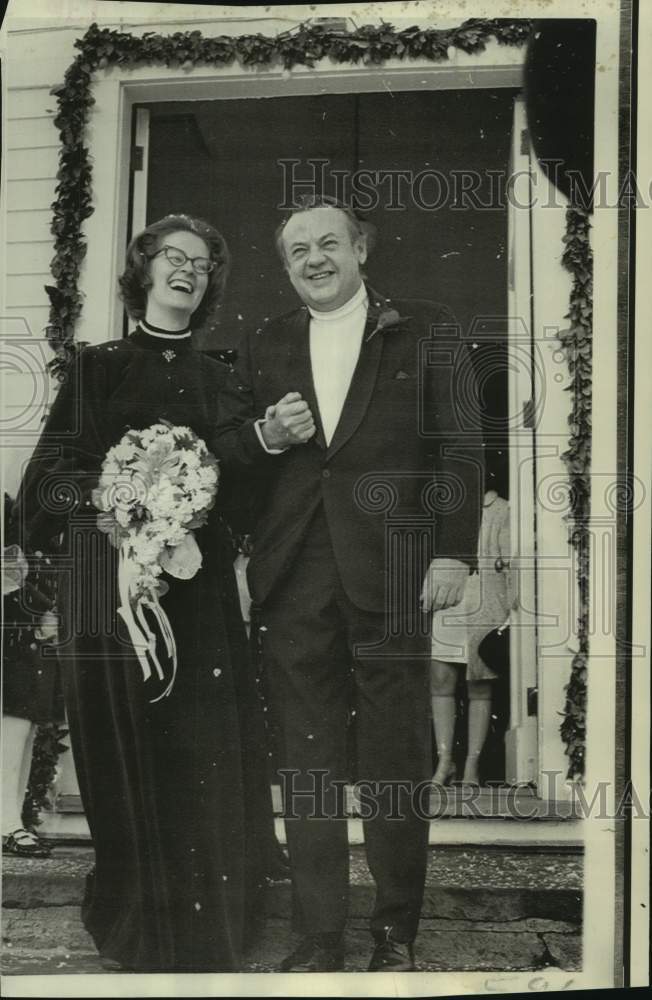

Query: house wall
[2,24,78,496]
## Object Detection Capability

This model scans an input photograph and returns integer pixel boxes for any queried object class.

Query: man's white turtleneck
[308,281,368,445]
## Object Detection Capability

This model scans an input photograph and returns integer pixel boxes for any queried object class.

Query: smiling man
[214,196,483,973]
[279,204,367,311]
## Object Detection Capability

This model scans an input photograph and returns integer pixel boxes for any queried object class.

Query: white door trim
[505,97,538,784]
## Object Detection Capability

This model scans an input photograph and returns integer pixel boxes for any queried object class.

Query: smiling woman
[118,214,230,331]
[13,213,281,972]
[144,237,213,326]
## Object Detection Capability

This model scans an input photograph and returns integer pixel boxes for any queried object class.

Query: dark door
[135,89,519,782]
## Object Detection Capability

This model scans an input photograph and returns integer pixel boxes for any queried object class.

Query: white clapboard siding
[5,115,59,149]
[1,335,54,443]
[8,178,58,212]
[5,86,59,119]
[7,146,60,181]
[6,274,51,307]
[3,23,76,354]
[3,376,54,439]
[6,209,52,243]
[1,357,54,494]
[3,306,51,339]
[5,28,87,89]
[3,445,43,497]
[5,241,53,275]
[1,314,43,337]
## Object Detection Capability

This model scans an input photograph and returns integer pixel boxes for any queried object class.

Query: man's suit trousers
[259,506,431,942]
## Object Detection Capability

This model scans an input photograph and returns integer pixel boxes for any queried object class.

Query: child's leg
[430,659,458,784]
[462,681,492,785]
[1,716,34,835]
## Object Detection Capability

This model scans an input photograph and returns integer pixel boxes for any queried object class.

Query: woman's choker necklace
[139,318,192,339]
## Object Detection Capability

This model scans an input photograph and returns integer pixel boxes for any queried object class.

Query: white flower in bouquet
[139,423,175,445]
[179,449,201,470]
[109,440,140,463]
[154,519,186,549]
[146,478,179,520]
[198,465,219,489]
[195,488,216,510]
[170,425,194,440]
[129,530,164,570]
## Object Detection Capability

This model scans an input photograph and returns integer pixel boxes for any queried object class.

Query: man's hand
[260,392,316,449]
[420,558,469,613]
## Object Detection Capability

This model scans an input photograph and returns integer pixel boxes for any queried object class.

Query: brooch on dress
[162,349,176,363]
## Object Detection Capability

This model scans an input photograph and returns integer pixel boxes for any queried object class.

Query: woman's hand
[260,392,316,449]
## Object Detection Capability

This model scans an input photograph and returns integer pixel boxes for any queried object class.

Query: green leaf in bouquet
[185,511,208,530]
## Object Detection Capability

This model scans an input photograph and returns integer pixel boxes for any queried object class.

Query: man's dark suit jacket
[213,288,484,613]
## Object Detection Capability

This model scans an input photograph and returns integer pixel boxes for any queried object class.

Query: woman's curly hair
[118,214,230,327]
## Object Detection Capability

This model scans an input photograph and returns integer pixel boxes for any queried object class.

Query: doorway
[131,87,528,785]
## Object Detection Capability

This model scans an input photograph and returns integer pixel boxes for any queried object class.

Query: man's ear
[355,234,368,266]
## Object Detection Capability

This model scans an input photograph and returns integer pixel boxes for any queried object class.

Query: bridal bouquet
[93,420,219,701]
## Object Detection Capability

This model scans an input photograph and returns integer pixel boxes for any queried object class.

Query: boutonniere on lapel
[364,300,411,343]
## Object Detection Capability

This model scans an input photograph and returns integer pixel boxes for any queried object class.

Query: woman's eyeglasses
[146,245,215,275]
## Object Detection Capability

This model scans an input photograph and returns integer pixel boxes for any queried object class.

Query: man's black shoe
[279,935,344,972]
[368,938,416,971]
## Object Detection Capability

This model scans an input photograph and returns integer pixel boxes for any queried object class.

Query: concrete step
[2,845,583,913]
[2,845,582,973]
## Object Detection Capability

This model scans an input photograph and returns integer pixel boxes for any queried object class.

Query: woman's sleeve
[204,356,262,537]
[211,327,279,469]
[14,347,110,552]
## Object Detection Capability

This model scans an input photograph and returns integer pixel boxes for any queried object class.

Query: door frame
[74,48,569,791]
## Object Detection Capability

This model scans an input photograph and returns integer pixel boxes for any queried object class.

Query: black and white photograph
[0,0,649,995]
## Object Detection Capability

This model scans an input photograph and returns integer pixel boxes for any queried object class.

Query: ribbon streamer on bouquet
[117,542,177,702]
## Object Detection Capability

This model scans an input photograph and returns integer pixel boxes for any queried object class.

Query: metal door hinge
[527,686,538,716]
[520,128,530,156]
[131,145,144,172]
[522,398,535,429]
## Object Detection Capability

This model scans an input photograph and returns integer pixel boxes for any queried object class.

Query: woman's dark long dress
[16,328,275,972]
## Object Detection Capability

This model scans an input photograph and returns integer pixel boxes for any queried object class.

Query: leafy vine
[557,207,592,780]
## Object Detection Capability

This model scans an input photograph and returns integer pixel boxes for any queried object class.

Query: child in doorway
[430,490,512,785]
